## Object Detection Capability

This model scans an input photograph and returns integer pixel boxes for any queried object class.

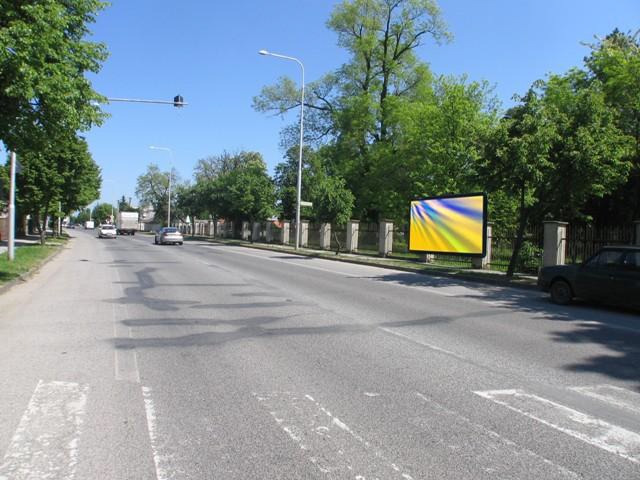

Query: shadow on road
[108,265,640,391]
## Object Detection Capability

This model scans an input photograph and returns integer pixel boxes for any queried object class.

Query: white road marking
[379,327,467,360]
[569,385,640,415]
[254,392,414,479]
[0,380,89,480]
[142,386,176,480]
[112,268,140,383]
[416,392,579,479]
[214,246,531,302]
[475,389,640,465]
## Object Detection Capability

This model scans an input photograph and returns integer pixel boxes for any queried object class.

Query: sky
[9,0,640,208]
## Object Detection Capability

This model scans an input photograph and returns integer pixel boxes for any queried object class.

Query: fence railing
[566,224,634,264]
[176,218,639,274]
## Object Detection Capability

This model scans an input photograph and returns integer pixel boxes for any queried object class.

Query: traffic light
[173,94,184,108]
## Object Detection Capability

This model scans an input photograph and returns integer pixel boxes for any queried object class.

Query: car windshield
[102,225,115,230]
[163,228,178,233]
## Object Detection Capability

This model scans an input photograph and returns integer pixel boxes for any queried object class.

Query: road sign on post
[300,201,313,207]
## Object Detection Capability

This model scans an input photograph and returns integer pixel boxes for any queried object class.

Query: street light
[259,49,305,250]
[149,146,174,227]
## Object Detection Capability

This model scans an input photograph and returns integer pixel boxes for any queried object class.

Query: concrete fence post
[319,223,331,250]
[634,221,640,246]
[346,220,359,252]
[252,222,261,242]
[282,221,290,245]
[471,224,493,269]
[300,220,309,248]
[266,222,273,243]
[543,221,568,267]
[379,220,393,257]
[241,221,250,241]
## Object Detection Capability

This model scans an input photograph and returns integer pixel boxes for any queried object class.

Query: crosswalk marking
[569,384,640,415]
[475,389,640,465]
[255,392,414,479]
[0,380,89,480]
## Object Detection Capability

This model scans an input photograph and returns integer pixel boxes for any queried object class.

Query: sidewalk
[188,235,540,291]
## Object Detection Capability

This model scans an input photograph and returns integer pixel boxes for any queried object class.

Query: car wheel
[550,279,572,305]
[179,242,183,245]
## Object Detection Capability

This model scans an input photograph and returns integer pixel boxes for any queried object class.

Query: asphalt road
[0,229,639,479]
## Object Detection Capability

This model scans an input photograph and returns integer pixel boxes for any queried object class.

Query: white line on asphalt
[218,246,365,277]
[0,380,89,480]
[112,268,140,383]
[379,327,467,360]
[415,392,580,479]
[569,385,640,415]
[254,392,414,479]
[210,246,519,302]
[474,389,640,465]
[142,386,175,480]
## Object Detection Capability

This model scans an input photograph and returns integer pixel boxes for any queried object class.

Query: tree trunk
[40,206,50,245]
[506,182,529,278]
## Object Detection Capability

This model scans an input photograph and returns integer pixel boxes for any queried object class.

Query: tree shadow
[105,267,202,312]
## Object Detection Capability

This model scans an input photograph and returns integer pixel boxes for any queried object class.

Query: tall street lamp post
[259,49,305,250]
[149,146,174,227]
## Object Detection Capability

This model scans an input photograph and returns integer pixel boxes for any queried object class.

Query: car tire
[179,242,183,245]
[550,279,572,305]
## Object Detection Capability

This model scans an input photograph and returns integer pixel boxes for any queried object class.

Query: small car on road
[538,245,640,307]
[154,227,184,245]
[97,224,117,239]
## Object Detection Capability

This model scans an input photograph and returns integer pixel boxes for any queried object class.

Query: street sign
[300,201,313,207]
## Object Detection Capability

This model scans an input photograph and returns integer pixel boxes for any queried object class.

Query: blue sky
[14,1,640,208]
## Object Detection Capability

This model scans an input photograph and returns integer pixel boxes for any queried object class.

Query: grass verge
[0,238,67,285]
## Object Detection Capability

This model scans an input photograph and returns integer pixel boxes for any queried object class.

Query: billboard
[409,193,487,255]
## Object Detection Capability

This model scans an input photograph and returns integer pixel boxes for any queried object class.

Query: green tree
[92,202,113,224]
[540,70,632,222]
[117,195,136,212]
[254,0,452,220]
[211,153,275,226]
[175,183,210,236]
[135,164,180,226]
[16,135,100,243]
[480,88,557,277]
[583,30,640,221]
[0,0,108,152]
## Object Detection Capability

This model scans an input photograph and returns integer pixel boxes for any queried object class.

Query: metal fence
[330,224,347,251]
[566,224,634,264]
[307,222,321,249]
[269,223,282,244]
[357,223,379,254]
[489,225,543,274]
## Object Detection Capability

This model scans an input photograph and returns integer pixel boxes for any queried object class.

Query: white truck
[84,220,95,229]
[116,211,139,235]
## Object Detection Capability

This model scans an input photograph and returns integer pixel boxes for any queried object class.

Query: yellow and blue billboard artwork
[409,193,487,255]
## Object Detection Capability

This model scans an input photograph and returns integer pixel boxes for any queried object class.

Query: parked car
[538,246,640,307]
[97,224,117,239]
[155,227,183,245]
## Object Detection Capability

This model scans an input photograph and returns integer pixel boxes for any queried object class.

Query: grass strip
[0,240,65,285]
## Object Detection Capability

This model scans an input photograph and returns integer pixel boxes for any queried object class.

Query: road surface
[0,229,639,479]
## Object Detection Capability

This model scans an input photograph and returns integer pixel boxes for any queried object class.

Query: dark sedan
[538,246,640,307]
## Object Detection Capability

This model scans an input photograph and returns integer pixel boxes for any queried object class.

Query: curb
[187,236,539,292]
[0,239,71,296]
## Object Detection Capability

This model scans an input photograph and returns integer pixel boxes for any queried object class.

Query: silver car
[97,224,117,239]
[154,227,184,245]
